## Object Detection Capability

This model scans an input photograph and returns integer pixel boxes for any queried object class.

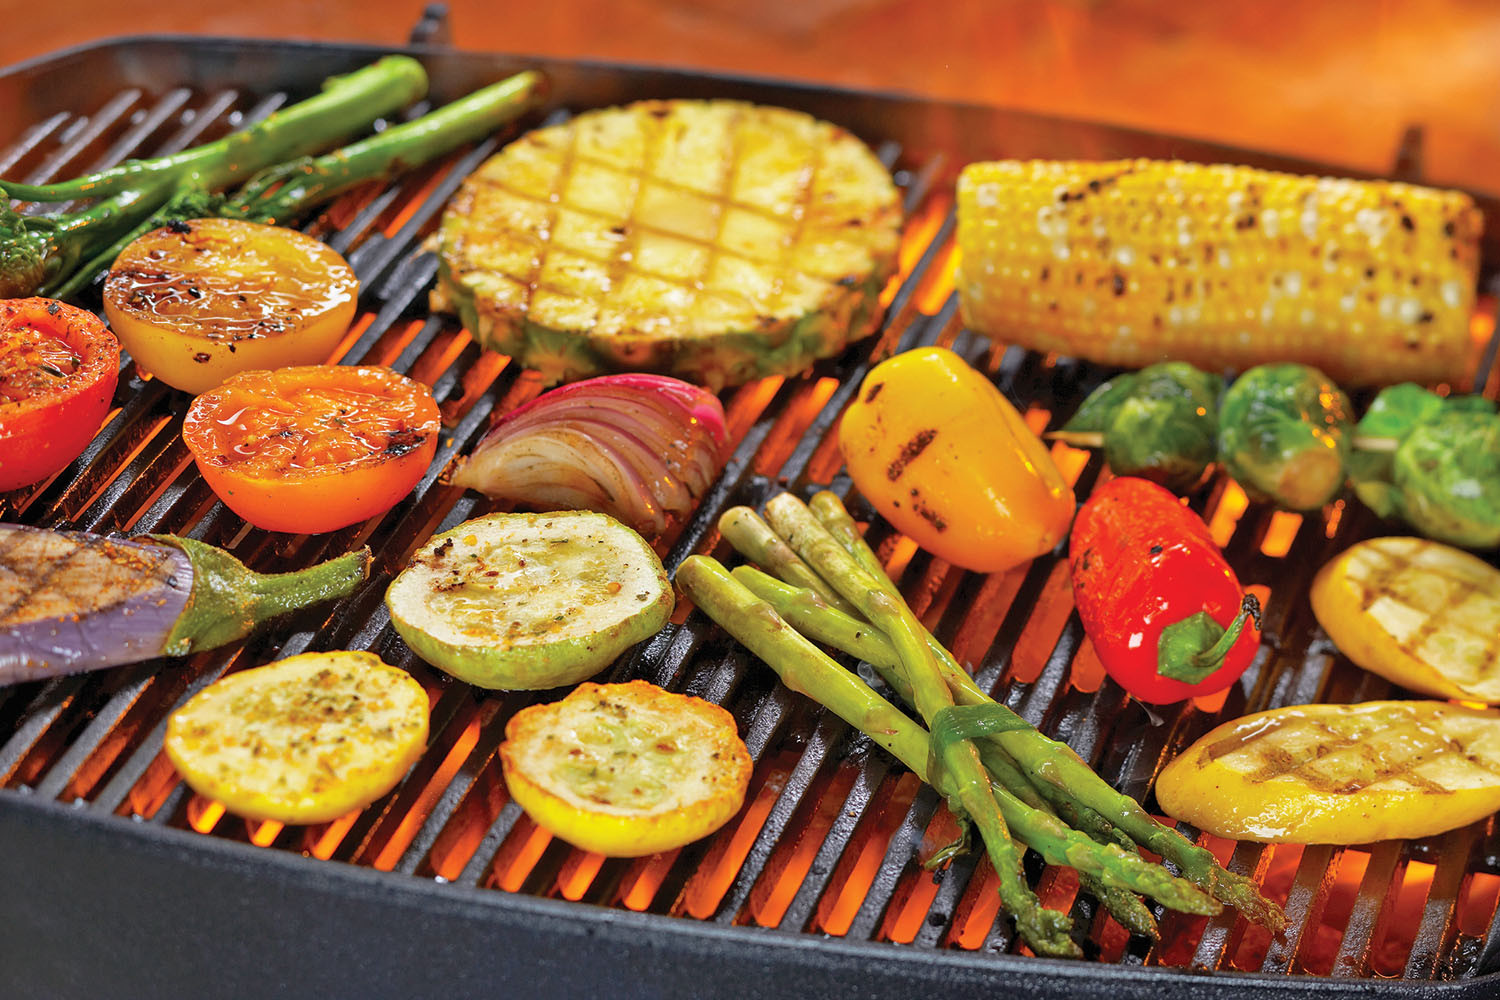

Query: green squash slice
[386,511,672,689]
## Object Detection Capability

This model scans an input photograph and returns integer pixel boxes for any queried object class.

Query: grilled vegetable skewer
[0,524,369,686]
[713,492,1286,931]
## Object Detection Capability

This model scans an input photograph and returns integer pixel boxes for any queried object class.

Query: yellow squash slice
[1310,537,1500,703]
[164,651,429,824]
[432,99,902,388]
[499,680,752,857]
[1156,700,1500,843]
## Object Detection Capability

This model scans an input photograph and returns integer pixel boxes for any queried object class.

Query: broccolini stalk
[759,494,1079,958]
[52,69,543,301]
[1,56,430,299]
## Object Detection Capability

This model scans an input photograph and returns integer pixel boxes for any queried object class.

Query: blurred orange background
[2,0,1496,194]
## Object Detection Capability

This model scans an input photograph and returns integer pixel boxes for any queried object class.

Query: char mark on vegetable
[886,428,938,481]
[382,428,428,458]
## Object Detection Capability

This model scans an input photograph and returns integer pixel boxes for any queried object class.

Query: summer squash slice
[164,650,429,825]
[1311,537,1500,703]
[1156,701,1500,843]
[499,680,752,856]
[386,511,672,690]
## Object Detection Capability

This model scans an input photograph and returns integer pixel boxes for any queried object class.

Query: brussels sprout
[1390,413,1500,549]
[1348,384,1500,549]
[1063,362,1223,491]
[1218,363,1353,510]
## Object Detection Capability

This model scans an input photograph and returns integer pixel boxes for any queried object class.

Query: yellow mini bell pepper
[838,347,1075,573]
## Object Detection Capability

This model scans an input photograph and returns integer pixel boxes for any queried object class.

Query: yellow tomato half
[103,218,358,394]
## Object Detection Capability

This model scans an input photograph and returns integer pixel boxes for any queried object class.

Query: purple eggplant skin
[0,524,192,686]
[0,523,370,686]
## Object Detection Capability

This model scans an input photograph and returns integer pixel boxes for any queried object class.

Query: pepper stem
[152,536,371,656]
[1156,594,1262,685]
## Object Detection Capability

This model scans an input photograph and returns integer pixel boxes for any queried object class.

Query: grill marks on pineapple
[1208,710,1500,796]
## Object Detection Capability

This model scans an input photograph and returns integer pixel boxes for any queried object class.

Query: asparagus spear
[803,490,1285,932]
[733,566,1137,847]
[680,557,1220,946]
[757,496,1079,955]
[732,565,1160,937]
[719,506,860,616]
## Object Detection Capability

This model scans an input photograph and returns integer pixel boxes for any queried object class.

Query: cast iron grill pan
[1,36,1499,1000]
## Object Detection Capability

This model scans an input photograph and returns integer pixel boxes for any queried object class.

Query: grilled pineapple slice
[432,100,902,388]
[1310,537,1500,703]
[1156,701,1500,843]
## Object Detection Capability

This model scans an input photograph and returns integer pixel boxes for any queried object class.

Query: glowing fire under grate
[1,57,1499,988]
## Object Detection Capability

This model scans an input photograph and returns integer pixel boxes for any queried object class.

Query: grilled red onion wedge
[0,523,369,686]
[451,374,727,537]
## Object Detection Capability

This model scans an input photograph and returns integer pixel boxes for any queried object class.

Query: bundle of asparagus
[675,490,1284,959]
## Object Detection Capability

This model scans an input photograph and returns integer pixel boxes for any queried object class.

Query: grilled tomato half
[103,218,358,394]
[165,650,430,825]
[183,365,440,533]
[0,298,119,492]
[499,680,752,857]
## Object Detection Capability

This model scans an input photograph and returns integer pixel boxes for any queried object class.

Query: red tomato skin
[0,299,119,492]
[1068,477,1260,703]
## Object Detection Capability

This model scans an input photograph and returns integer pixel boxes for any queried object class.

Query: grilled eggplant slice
[385,511,672,689]
[1156,701,1500,843]
[0,523,369,686]
[164,650,429,824]
[1311,537,1500,703]
[432,99,902,389]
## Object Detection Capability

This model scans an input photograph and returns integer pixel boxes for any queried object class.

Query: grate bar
[1404,824,1483,979]
[715,709,847,923]
[845,784,944,941]
[1331,840,1408,976]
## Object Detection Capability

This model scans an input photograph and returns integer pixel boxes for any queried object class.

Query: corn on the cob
[956,159,1483,387]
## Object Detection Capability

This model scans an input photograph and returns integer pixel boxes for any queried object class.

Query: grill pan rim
[1,34,1497,998]
[5,793,1493,1000]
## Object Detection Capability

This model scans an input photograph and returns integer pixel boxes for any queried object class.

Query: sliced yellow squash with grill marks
[386,511,673,690]
[499,680,752,857]
[1310,537,1500,703]
[1156,700,1500,843]
[164,651,429,825]
[432,99,902,389]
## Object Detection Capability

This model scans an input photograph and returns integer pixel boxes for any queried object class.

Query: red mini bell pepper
[1069,477,1262,704]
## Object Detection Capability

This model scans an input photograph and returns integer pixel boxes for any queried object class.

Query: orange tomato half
[0,298,120,492]
[183,365,440,534]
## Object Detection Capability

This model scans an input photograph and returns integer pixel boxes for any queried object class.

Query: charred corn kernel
[955,159,1482,387]
[838,346,1075,573]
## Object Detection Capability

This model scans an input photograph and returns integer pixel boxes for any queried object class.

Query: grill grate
[2,40,1500,997]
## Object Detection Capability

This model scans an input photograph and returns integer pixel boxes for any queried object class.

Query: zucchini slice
[386,511,672,689]
[163,650,429,825]
[500,680,752,856]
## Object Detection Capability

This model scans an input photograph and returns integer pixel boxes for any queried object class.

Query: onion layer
[452,374,729,537]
